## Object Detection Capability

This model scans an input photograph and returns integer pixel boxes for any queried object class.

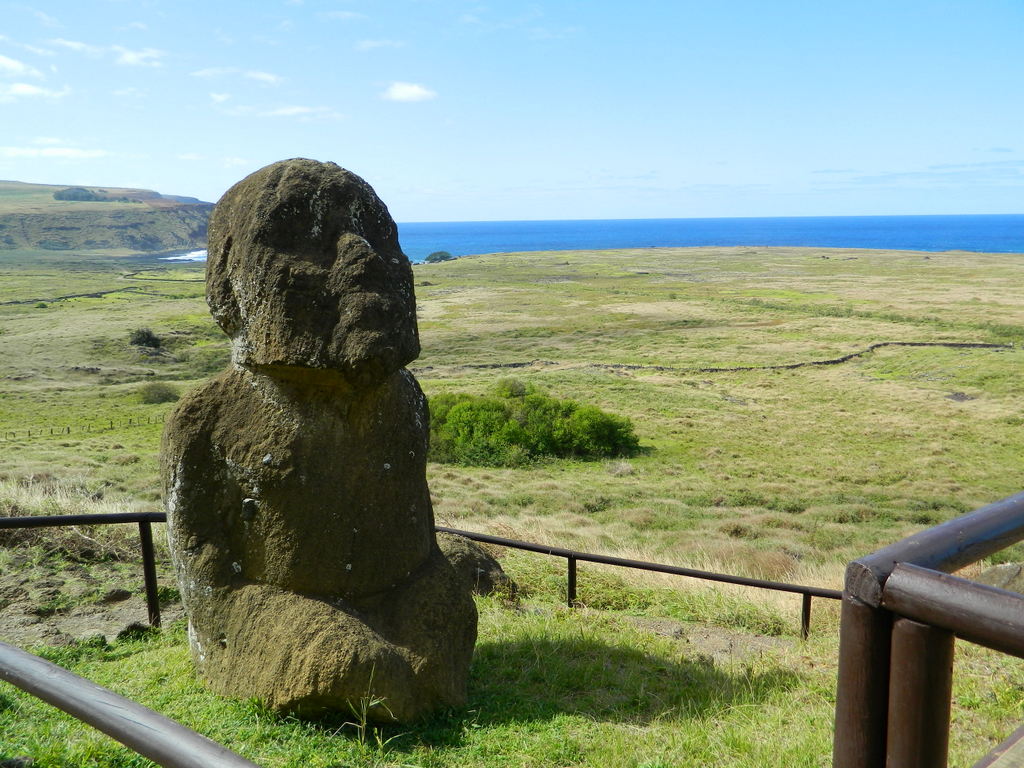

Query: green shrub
[424,250,455,263]
[428,379,639,467]
[129,327,162,348]
[139,382,179,404]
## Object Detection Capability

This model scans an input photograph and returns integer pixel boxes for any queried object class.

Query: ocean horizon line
[397,212,1024,226]
[161,213,1024,264]
[396,213,1024,262]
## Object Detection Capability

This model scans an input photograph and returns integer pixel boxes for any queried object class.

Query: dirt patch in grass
[0,554,181,647]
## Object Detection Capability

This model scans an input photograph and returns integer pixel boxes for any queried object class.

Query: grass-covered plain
[1,245,1023,766]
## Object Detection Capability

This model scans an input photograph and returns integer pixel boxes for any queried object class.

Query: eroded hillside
[0,180,212,252]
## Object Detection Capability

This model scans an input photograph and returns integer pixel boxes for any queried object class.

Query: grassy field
[1,245,1023,766]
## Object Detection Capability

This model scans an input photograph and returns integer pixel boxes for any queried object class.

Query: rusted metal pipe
[0,511,166,528]
[139,520,161,627]
[436,525,842,600]
[972,723,1024,768]
[567,556,577,607]
[800,593,812,640]
[0,640,261,767]
[833,595,893,768]
[885,618,954,768]
[846,491,1024,607]
[882,563,1024,659]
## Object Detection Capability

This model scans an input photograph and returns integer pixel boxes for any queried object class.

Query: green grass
[2,245,1024,765]
[1,576,1020,767]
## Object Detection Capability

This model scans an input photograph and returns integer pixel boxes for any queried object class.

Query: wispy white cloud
[0,82,70,101]
[191,67,282,85]
[49,39,165,67]
[459,7,546,33]
[0,145,107,159]
[927,160,1024,171]
[21,44,55,56]
[177,152,203,161]
[112,46,165,67]
[817,161,1024,189]
[33,10,60,28]
[124,22,148,31]
[113,86,145,97]
[223,156,248,168]
[191,67,230,78]
[0,53,42,78]
[381,81,436,102]
[355,39,404,51]
[49,38,104,56]
[262,104,342,119]
[210,92,231,103]
[211,99,340,120]
[244,70,282,85]
[31,137,64,145]
[324,11,365,20]
[264,105,317,116]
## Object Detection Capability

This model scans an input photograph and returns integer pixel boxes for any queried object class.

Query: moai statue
[161,159,477,721]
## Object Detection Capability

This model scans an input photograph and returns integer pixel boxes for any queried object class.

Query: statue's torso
[163,365,434,602]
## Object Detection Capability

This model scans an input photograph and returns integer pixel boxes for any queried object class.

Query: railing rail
[437,524,841,638]
[0,640,260,768]
[0,510,845,766]
[0,512,841,639]
[0,511,166,626]
[833,490,1024,768]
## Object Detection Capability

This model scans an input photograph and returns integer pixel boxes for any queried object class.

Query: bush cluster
[424,250,455,263]
[428,379,639,467]
[129,327,162,348]
[139,381,179,404]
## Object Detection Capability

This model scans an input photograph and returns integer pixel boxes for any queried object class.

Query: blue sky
[1,1,1022,221]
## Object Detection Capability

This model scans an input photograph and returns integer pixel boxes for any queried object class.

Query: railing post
[833,595,893,768]
[566,556,577,608]
[800,593,812,640]
[138,520,161,627]
[885,617,954,768]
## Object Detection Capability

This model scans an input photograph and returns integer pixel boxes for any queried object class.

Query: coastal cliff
[0,180,212,252]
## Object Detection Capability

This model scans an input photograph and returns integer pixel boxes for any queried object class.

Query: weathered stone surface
[975,562,1024,593]
[162,159,476,720]
[437,532,517,597]
[205,158,419,389]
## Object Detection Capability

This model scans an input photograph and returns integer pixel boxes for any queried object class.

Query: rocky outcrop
[976,563,1024,593]
[161,159,477,721]
[437,532,517,597]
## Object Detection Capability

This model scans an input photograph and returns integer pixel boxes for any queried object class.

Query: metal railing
[0,639,260,767]
[435,525,841,639]
[0,512,842,639]
[0,511,165,626]
[0,509,844,766]
[6,493,1024,767]
[832,490,1024,768]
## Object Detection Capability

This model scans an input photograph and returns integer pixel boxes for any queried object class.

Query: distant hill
[0,180,213,252]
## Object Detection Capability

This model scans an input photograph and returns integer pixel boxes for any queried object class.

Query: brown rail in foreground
[833,489,1024,768]
[0,640,260,768]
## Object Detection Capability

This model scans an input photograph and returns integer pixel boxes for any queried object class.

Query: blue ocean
[397,214,1024,263]
[164,214,1024,264]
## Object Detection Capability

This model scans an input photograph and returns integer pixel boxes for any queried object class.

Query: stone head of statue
[206,158,419,388]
